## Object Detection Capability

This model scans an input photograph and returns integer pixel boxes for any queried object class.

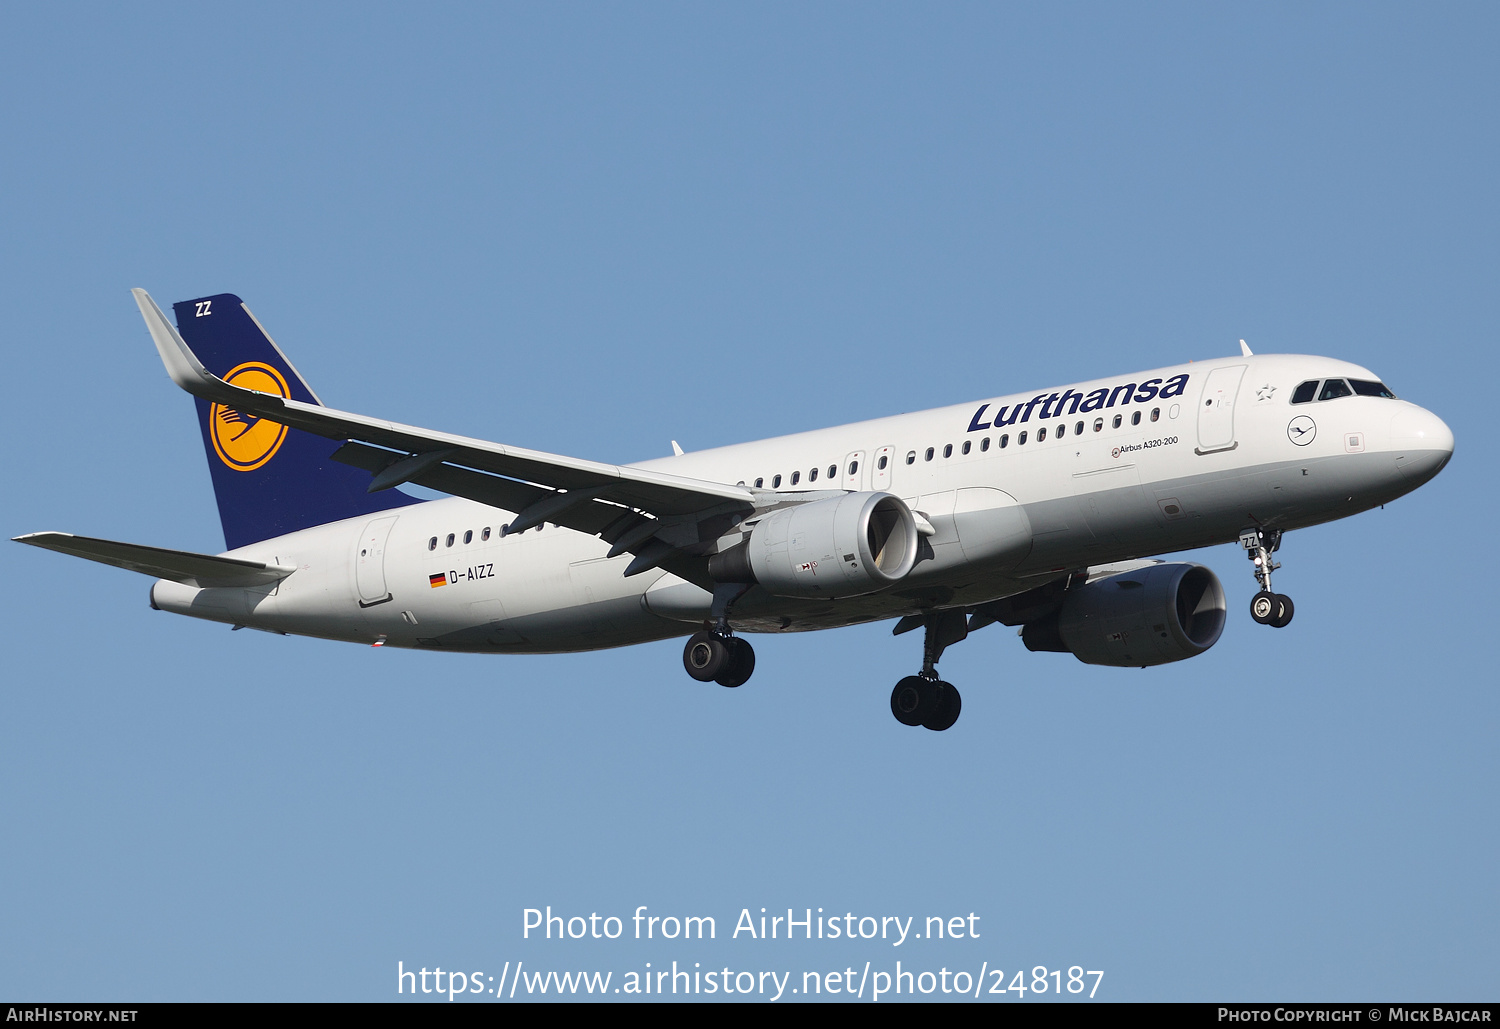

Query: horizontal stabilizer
[13,532,296,588]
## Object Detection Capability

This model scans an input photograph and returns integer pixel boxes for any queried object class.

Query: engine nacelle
[1022,562,1226,667]
[712,492,919,600]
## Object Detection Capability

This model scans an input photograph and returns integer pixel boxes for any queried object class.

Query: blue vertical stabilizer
[173,294,418,551]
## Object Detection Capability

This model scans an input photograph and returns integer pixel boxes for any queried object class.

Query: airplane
[14,291,1454,731]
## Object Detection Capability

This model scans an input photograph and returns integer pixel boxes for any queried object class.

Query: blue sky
[1,3,1494,1002]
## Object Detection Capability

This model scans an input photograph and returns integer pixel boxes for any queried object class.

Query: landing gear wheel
[922,681,962,732]
[715,636,756,687]
[890,675,938,727]
[1242,528,1293,627]
[683,631,730,682]
[1269,594,1294,628]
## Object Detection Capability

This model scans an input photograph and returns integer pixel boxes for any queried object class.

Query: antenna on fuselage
[1240,339,1254,357]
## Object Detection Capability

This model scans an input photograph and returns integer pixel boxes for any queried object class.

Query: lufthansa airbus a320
[15,291,1454,731]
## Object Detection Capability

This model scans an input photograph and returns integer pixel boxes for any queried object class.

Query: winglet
[1239,338,1254,357]
[131,288,236,403]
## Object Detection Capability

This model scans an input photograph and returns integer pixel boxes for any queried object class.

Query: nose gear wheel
[1241,527,1294,628]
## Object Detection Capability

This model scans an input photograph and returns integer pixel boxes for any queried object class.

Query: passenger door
[1196,365,1246,454]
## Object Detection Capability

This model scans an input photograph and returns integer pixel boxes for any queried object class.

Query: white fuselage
[150,354,1453,653]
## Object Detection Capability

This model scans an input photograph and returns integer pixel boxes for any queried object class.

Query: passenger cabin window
[482,527,491,541]
[1055,424,1065,439]
[428,536,437,551]
[925,447,934,461]
[827,465,836,479]
[1094,418,1103,432]
[1150,408,1160,422]
[1131,411,1142,426]
[878,454,889,469]
[1075,421,1084,435]
[1112,414,1122,429]
[809,467,818,481]
[1319,379,1353,401]
[847,460,858,475]
[1291,380,1319,404]
[1037,427,1047,441]
[754,478,764,488]
[906,451,916,465]
[943,444,953,458]
[999,434,1009,448]
[1350,379,1397,399]
[791,471,800,485]
[961,441,971,455]
[980,437,990,452]
[463,530,473,544]
[772,474,782,488]
[1018,430,1028,445]
[445,533,455,548]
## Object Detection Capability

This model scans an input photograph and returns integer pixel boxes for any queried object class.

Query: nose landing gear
[889,609,966,731]
[1241,527,1294,628]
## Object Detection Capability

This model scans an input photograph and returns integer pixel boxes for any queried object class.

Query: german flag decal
[429,572,448,588]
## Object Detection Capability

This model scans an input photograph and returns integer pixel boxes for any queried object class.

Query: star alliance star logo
[1256,383,1276,402]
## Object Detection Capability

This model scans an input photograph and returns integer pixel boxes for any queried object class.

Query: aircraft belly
[901,486,1033,581]
[1261,451,1415,528]
[999,446,1400,573]
[1015,485,1163,571]
[1078,451,1411,557]
[489,599,681,653]
[357,520,678,653]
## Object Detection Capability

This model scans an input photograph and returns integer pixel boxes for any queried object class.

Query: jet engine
[1021,562,1226,667]
[709,492,919,600]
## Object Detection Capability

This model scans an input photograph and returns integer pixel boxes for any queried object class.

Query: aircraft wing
[14,532,296,588]
[134,289,754,583]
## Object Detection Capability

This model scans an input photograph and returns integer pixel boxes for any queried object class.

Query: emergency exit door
[355,515,399,606]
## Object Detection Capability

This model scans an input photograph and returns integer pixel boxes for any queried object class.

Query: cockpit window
[1349,378,1397,399]
[1318,378,1353,401]
[1292,380,1318,404]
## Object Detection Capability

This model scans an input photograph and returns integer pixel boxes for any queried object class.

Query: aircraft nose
[1388,406,1454,484]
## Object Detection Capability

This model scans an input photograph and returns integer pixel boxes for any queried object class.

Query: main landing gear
[1241,527,1294,628]
[682,582,756,688]
[890,609,966,732]
[683,631,755,688]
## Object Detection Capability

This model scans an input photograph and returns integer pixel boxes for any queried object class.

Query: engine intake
[1022,562,1226,667]
[710,492,918,600]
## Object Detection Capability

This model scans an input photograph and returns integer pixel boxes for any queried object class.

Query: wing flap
[330,441,635,536]
[329,441,717,590]
[14,532,296,588]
